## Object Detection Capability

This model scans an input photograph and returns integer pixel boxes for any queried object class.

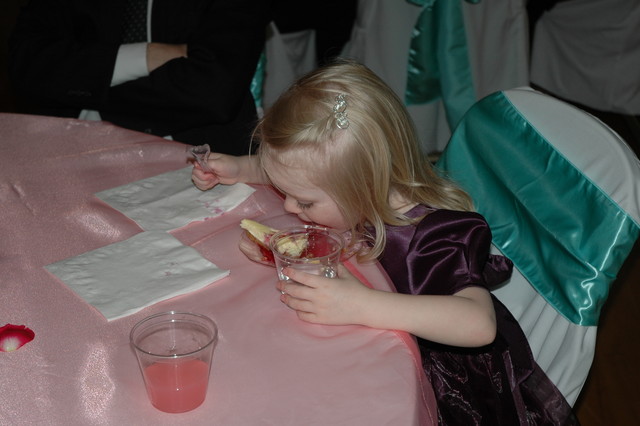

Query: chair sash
[405,0,479,129]
[250,51,266,112]
[437,91,640,326]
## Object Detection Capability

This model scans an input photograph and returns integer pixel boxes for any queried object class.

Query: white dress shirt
[79,0,152,121]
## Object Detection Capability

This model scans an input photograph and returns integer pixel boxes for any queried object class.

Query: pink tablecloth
[0,113,437,425]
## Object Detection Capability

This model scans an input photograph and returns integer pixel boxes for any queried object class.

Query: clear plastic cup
[130,311,218,413]
[270,225,344,281]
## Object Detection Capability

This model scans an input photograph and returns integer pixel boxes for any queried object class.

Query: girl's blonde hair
[256,60,473,259]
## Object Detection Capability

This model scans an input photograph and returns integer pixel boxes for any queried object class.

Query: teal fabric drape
[405,0,479,130]
[250,51,266,110]
[437,92,640,326]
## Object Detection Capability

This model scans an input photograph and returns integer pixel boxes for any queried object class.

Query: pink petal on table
[0,324,35,352]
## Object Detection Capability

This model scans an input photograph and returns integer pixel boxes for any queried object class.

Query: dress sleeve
[405,210,511,296]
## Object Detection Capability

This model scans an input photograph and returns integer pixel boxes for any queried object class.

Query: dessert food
[240,218,362,266]
[240,219,309,261]
[240,219,278,249]
[273,233,309,258]
[242,219,354,260]
[239,219,279,263]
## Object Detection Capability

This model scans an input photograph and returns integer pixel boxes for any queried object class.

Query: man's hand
[146,43,187,72]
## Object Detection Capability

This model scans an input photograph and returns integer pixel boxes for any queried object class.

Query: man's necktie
[121,0,148,43]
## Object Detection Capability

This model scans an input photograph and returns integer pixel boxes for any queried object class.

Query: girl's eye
[297,201,313,210]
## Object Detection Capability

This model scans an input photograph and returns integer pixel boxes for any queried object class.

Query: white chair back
[261,22,317,110]
[342,0,529,153]
[437,87,640,405]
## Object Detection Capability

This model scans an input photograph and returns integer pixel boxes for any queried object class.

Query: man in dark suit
[9,0,273,155]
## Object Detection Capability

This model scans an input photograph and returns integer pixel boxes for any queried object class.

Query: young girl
[192,60,577,425]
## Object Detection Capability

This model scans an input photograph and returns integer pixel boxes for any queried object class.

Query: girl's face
[265,164,349,231]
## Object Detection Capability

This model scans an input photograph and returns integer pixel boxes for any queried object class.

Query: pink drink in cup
[130,311,218,413]
[143,359,209,412]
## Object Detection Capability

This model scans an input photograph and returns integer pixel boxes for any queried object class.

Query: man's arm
[103,0,273,133]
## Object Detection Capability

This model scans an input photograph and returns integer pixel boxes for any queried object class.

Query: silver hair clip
[333,94,349,129]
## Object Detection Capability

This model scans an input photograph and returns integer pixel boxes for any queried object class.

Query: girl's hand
[277,264,498,347]
[276,264,371,326]
[191,152,243,190]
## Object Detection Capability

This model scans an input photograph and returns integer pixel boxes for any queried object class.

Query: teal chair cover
[405,0,479,130]
[250,51,266,112]
[437,87,640,404]
[342,0,529,153]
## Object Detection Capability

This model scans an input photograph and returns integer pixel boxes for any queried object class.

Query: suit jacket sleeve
[9,0,272,136]
[9,0,123,113]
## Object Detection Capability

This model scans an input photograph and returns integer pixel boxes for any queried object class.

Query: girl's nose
[283,196,301,214]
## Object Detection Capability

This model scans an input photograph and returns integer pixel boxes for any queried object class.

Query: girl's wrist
[241,155,266,184]
[355,289,412,333]
[352,287,384,329]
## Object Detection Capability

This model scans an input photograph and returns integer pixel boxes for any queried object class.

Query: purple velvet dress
[378,205,578,425]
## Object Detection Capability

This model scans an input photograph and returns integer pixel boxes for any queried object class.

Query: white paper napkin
[45,231,229,321]
[96,167,255,231]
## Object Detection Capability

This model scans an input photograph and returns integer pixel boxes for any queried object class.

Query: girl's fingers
[280,291,314,312]
[295,310,318,323]
[277,279,311,299]
[191,167,219,189]
[281,268,322,289]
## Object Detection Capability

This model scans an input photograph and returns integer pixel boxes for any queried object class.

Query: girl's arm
[356,285,496,347]
[191,153,267,190]
[277,265,497,348]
